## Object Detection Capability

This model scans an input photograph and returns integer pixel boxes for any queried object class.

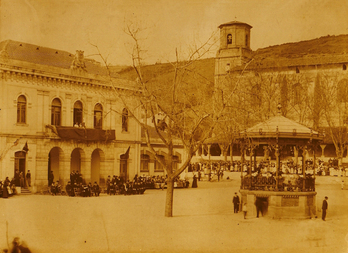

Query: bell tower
[214,21,252,84]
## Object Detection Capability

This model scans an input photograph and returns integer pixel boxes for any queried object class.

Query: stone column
[65,93,72,126]
[320,145,326,159]
[82,157,91,184]
[61,157,71,188]
[207,145,211,161]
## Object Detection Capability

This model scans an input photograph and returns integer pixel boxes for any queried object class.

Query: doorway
[14,151,26,187]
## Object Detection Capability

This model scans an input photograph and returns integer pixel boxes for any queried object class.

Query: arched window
[17,95,26,124]
[51,98,61,126]
[73,101,83,126]
[337,79,348,102]
[94,103,103,129]
[154,155,165,172]
[122,108,128,132]
[343,64,347,71]
[140,154,150,172]
[227,34,232,45]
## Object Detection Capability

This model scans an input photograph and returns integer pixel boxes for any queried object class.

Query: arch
[122,108,129,132]
[48,147,64,185]
[337,79,348,102]
[91,148,105,184]
[227,34,232,45]
[210,143,221,156]
[70,148,85,174]
[73,100,83,126]
[51,98,62,126]
[94,103,103,129]
[17,95,27,124]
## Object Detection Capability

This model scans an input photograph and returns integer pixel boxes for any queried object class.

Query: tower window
[227,34,232,45]
[245,35,248,46]
[343,64,347,70]
[296,67,300,74]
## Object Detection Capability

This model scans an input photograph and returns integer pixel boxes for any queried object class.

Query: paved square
[1,173,347,253]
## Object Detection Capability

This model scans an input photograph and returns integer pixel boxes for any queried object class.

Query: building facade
[0,40,143,192]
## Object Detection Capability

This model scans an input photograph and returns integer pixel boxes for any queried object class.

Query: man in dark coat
[322,196,328,221]
[255,197,263,218]
[232,192,240,213]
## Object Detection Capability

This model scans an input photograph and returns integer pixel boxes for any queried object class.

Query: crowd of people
[0,176,17,198]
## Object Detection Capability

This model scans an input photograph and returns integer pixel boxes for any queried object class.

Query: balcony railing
[46,125,115,141]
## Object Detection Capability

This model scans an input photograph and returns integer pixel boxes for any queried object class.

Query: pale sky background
[0,0,348,66]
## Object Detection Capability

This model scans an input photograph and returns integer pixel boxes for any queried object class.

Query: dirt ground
[1,172,347,253]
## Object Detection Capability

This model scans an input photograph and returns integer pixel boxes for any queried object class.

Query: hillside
[115,34,348,79]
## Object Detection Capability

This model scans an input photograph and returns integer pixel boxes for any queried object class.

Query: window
[337,79,348,103]
[245,34,248,46]
[343,64,347,71]
[51,98,61,126]
[227,34,232,45]
[154,155,165,172]
[172,156,179,172]
[296,67,300,74]
[94,103,103,129]
[122,108,128,132]
[17,95,26,124]
[73,101,83,126]
[140,154,150,172]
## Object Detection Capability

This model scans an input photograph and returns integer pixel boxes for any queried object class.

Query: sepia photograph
[0,0,348,252]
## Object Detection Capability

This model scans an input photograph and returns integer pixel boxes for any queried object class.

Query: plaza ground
[1,172,348,253]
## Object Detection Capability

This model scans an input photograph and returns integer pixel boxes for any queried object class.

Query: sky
[0,0,348,66]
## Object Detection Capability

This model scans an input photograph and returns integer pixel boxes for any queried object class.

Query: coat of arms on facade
[70,50,87,72]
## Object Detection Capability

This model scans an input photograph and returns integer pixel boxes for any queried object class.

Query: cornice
[0,61,141,95]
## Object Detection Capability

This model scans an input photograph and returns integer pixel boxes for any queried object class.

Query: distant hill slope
[115,34,348,80]
[253,34,348,58]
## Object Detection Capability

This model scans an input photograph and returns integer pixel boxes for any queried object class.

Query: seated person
[92,182,101,196]
[65,181,75,197]
[51,182,57,195]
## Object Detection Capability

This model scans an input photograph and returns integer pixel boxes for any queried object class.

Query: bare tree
[320,73,348,167]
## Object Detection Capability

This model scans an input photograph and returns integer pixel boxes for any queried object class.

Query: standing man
[255,198,263,218]
[26,170,31,187]
[322,196,328,221]
[232,192,240,213]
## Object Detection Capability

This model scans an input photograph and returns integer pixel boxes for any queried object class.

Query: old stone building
[0,40,144,192]
[211,20,348,165]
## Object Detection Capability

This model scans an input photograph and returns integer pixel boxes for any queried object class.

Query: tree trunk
[165,177,175,217]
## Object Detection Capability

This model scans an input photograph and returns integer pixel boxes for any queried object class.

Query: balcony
[46,125,115,141]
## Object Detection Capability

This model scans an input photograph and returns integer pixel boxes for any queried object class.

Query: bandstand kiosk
[239,107,324,219]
